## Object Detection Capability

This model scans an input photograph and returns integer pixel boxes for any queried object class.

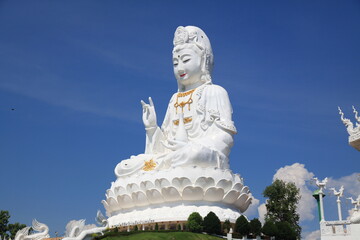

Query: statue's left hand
[141,97,157,128]
[162,139,187,151]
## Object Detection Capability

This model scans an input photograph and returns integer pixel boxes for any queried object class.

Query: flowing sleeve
[198,84,237,135]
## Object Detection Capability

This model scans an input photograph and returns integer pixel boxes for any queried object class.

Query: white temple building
[313,109,360,240]
[338,106,360,151]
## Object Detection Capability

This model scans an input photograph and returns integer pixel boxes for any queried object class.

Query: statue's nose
[178,69,185,75]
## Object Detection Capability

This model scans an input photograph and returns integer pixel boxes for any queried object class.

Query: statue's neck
[179,81,204,92]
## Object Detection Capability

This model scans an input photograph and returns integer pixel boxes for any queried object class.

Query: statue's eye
[173,62,178,67]
[183,58,190,63]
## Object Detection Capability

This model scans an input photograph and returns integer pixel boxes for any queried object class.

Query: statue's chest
[171,89,199,127]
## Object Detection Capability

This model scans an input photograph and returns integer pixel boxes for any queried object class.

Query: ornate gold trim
[174,89,195,113]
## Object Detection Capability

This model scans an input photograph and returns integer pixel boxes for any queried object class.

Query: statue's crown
[173,26,211,53]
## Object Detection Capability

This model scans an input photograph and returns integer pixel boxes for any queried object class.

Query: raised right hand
[141,97,157,129]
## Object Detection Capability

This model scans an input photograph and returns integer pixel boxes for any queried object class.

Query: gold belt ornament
[173,117,192,126]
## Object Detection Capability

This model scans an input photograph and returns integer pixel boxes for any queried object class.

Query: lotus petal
[126,183,139,193]
[132,191,149,206]
[146,189,165,204]
[105,189,112,199]
[161,187,181,202]
[140,181,155,190]
[117,194,134,209]
[172,177,191,191]
[234,174,241,183]
[194,177,215,190]
[107,197,121,211]
[107,196,117,206]
[216,179,232,192]
[155,178,171,189]
[182,186,204,201]
[239,196,252,213]
[101,200,111,212]
[222,190,240,204]
[204,187,224,202]
[234,193,248,209]
[232,182,243,191]
[240,186,250,194]
[114,186,126,196]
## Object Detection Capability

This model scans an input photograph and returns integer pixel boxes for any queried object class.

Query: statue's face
[173,47,202,88]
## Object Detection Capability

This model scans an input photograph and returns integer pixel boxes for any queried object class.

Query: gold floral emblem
[143,159,156,171]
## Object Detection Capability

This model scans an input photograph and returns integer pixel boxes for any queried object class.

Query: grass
[99,231,223,240]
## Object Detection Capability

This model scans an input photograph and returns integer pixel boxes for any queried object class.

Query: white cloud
[303,230,320,240]
[347,209,355,220]
[327,173,360,198]
[244,195,260,217]
[257,203,267,224]
[273,163,316,222]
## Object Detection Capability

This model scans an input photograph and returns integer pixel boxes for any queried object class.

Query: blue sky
[0,1,359,239]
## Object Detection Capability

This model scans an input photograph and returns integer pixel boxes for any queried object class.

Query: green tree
[263,179,301,238]
[203,211,221,235]
[249,218,262,237]
[133,225,138,231]
[154,223,159,231]
[8,223,27,239]
[261,220,277,238]
[187,212,203,233]
[222,219,231,234]
[0,211,10,239]
[235,215,249,237]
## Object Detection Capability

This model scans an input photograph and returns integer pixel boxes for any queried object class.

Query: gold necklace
[174,89,195,113]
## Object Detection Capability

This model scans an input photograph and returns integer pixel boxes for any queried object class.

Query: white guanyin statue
[115,26,235,176]
[103,26,252,227]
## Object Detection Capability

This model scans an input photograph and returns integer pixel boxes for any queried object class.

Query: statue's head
[173,26,214,91]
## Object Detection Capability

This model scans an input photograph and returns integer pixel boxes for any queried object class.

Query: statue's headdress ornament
[173,26,211,51]
[173,26,214,84]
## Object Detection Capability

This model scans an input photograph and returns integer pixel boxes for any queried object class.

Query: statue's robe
[115,83,236,177]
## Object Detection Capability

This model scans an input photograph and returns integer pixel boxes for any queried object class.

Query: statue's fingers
[149,97,154,107]
[141,100,146,107]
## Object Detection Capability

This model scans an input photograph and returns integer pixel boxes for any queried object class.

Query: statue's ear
[201,53,207,75]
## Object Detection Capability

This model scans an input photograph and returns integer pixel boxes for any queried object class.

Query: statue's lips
[180,73,186,77]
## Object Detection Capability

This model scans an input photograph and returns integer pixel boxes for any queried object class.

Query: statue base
[108,203,241,227]
[103,166,252,225]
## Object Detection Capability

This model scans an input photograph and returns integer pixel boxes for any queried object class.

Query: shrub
[235,215,249,237]
[262,220,277,237]
[203,211,221,235]
[249,218,262,237]
[187,212,203,233]
[222,219,231,234]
